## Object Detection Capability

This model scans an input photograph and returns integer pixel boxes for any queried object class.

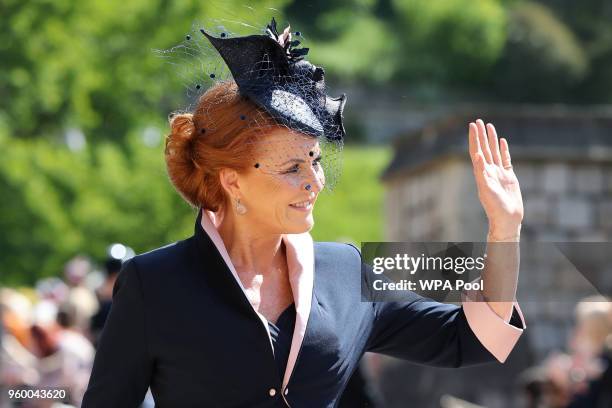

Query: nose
[302,170,325,195]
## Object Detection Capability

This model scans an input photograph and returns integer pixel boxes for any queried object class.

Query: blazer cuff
[460,281,526,364]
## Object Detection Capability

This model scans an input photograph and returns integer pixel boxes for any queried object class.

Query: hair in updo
[165,81,280,211]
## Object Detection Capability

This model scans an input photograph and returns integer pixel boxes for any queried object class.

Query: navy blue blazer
[82,209,525,408]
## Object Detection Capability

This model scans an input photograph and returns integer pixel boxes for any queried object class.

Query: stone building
[372,105,612,407]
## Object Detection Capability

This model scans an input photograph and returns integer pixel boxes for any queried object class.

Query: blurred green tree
[538,0,612,102]
[489,1,588,102]
[286,0,507,88]
[0,129,196,285]
[391,0,508,84]
[0,0,288,142]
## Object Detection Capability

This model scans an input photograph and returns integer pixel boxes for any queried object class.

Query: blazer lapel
[281,231,315,391]
[199,208,275,350]
[197,207,316,390]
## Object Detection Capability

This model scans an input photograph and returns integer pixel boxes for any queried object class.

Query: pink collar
[199,208,314,391]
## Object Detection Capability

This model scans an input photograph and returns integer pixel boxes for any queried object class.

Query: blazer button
[269,388,277,397]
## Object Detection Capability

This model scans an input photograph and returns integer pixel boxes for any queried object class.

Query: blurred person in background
[55,301,95,405]
[520,296,612,408]
[62,256,98,335]
[1,285,95,407]
[0,288,39,388]
[565,296,612,408]
[89,243,133,348]
[1,289,39,407]
[26,300,93,407]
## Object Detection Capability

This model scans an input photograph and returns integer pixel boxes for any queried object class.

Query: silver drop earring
[235,198,247,215]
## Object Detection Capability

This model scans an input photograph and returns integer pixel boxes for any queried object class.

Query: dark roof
[381,105,612,181]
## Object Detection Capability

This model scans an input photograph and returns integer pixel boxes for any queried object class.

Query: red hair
[165,81,281,211]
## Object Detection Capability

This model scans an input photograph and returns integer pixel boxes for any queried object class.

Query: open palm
[468,119,524,233]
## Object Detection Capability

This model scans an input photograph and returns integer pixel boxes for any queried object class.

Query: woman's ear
[218,168,241,198]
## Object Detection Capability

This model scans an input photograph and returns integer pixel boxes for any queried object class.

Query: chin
[286,217,314,234]
[290,224,313,235]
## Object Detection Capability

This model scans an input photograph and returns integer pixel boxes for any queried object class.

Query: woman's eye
[284,164,300,174]
[284,157,322,174]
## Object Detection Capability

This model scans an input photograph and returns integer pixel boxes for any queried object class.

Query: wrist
[488,223,522,242]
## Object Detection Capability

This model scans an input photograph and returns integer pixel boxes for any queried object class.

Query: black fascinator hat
[200,17,347,143]
[158,16,348,191]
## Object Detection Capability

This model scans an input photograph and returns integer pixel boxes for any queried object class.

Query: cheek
[270,173,304,190]
[253,175,300,211]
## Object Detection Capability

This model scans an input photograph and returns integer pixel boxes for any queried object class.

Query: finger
[486,123,502,166]
[469,123,486,174]
[500,137,513,169]
[476,119,493,164]
[468,122,479,159]
[469,124,484,167]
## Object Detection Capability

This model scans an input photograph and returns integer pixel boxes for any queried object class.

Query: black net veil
[154,13,347,200]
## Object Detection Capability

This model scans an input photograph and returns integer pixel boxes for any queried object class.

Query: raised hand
[468,119,524,239]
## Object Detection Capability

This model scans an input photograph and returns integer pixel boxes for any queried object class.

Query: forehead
[254,127,320,162]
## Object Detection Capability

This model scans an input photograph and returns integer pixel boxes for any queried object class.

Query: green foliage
[391,0,507,84]
[0,129,196,285]
[292,0,612,102]
[537,0,612,102]
[284,0,378,40]
[490,1,588,101]
[3,0,612,147]
[308,15,398,83]
[295,0,507,86]
[0,0,289,142]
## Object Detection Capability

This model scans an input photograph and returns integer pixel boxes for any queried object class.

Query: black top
[267,303,296,378]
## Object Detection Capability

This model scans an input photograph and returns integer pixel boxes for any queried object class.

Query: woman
[82,18,526,408]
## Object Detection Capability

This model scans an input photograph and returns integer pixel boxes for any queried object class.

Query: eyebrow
[279,153,322,167]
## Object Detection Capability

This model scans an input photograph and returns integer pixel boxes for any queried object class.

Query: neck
[216,207,286,277]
